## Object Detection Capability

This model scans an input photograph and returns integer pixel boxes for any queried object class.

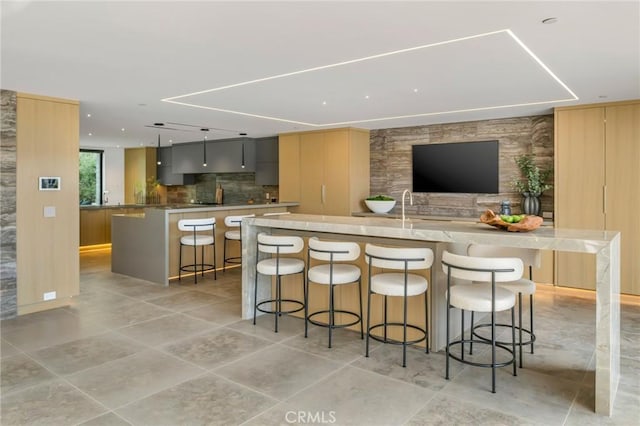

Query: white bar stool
[254,233,306,333]
[467,244,540,367]
[223,214,255,272]
[364,244,433,368]
[442,250,520,393]
[306,237,363,348]
[178,217,216,284]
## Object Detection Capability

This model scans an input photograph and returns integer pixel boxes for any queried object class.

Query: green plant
[366,195,395,201]
[512,154,553,196]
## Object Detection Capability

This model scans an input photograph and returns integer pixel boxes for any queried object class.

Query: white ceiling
[2,1,639,149]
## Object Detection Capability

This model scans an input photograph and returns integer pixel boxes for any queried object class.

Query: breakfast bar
[241,213,621,416]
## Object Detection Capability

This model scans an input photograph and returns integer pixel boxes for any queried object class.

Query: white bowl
[365,199,396,214]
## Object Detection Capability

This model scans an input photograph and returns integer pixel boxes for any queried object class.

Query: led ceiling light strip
[162,29,578,126]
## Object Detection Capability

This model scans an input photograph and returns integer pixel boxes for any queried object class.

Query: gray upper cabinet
[255,136,279,185]
[171,138,255,174]
[157,147,194,185]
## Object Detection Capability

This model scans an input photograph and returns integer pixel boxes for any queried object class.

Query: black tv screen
[412,141,499,193]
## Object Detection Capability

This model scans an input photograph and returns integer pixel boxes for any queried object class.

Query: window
[79,149,103,205]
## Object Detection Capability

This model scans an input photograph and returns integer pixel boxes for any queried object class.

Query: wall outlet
[43,291,57,301]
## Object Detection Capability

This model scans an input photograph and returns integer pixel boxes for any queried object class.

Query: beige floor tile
[79,412,132,426]
[146,290,229,312]
[1,353,56,395]
[1,338,21,358]
[353,346,465,391]
[78,300,173,330]
[162,327,273,370]
[117,312,217,347]
[115,373,277,425]
[226,313,306,342]
[30,331,147,375]
[67,349,205,409]
[215,345,342,400]
[441,366,580,424]
[1,379,107,425]
[406,393,539,425]
[246,365,434,426]
[183,300,243,325]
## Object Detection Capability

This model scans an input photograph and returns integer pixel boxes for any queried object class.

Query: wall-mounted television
[412,140,499,194]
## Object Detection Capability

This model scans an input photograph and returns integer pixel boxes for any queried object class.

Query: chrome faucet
[402,189,413,225]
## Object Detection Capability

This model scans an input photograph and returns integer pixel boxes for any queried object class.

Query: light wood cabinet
[16,93,79,313]
[554,100,640,294]
[279,128,370,215]
[124,147,157,204]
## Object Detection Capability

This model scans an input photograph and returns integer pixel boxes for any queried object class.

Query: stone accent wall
[165,173,278,205]
[370,115,554,218]
[1,90,17,319]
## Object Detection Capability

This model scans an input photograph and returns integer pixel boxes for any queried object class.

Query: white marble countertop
[248,213,617,254]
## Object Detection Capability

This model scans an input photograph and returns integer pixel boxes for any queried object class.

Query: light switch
[44,206,56,217]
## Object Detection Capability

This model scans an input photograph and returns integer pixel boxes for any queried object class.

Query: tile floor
[1,249,639,425]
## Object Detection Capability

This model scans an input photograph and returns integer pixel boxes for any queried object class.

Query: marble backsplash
[1,89,17,319]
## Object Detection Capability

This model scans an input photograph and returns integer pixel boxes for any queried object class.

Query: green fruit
[511,215,523,223]
[500,214,514,223]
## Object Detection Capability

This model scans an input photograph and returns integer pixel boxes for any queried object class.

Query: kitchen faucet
[402,189,413,226]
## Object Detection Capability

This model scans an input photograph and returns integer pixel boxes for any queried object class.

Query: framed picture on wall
[39,176,61,191]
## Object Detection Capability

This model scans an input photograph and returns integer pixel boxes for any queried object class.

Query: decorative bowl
[365,199,396,214]
[480,209,543,232]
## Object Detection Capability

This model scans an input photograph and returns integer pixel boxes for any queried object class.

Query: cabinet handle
[321,185,326,204]
[603,185,607,214]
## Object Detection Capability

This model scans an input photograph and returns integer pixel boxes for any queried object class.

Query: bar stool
[364,244,433,368]
[178,217,216,284]
[467,245,540,368]
[305,237,363,348]
[442,250,520,393]
[223,214,255,272]
[254,233,306,333]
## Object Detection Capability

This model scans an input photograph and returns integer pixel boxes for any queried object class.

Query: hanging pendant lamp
[156,135,162,165]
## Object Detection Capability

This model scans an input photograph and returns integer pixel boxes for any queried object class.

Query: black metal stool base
[448,339,515,369]
[255,299,305,333]
[471,323,536,348]
[367,322,427,346]
[307,309,363,347]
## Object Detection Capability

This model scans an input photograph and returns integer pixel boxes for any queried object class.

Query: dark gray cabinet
[171,138,256,174]
[157,147,195,185]
[255,137,279,185]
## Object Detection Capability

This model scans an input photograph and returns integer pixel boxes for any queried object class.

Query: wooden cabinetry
[278,128,370,215]
[555,100,639,294]
[124,147,157,204]
[16,93,79,314]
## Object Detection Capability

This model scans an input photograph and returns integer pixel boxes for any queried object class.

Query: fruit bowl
[365,199,396,214]
[480,209,543,232]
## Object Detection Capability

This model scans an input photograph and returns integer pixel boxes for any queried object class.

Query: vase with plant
[512,154,553,216]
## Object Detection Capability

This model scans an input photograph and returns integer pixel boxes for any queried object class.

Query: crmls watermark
[285,410,337,424]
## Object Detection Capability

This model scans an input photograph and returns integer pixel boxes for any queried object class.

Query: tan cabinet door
[605,103,640,294]
[278,134,301,203]
[555,107,606,290]
[299,133,326,214]
[323,130,351,216]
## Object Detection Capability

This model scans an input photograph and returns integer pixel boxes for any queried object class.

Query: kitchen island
[241,213,620,416]
[111,203,297,286]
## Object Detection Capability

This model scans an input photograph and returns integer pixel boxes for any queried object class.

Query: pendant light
[156,135,162,165]
[202,128,208,167]
[241,143,245,168]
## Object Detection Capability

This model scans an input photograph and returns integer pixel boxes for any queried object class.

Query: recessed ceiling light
[169,139,173,143]
[88,132,92,136]
[121,128,125,132]
[116,145,120,148]
[413,88,419,93]
[86,113,91,118]
[364,95,370,99]
[542,17,558,24]
[139,143,143,146]
[322,101,327,105]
